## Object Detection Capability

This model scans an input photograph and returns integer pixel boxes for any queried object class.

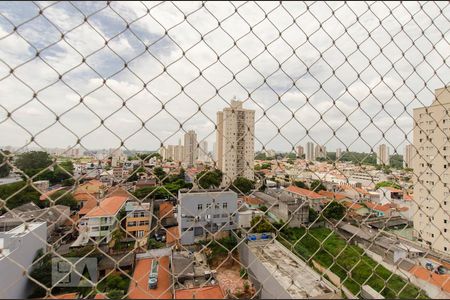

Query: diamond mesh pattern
[0,1,449,299]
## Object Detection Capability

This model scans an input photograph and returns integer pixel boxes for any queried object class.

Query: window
[223,203,228,209]
[127,222,136,227]
[444,229,447,233]
[206,203,212,209]
[215,203,220,209]
[198,204,203,210]
[445,220,448,224]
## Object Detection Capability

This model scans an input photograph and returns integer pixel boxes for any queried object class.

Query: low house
[253,190,309,226]
[243,195,264,209]
[337,184,370,202]
[341,200,369,218]
[238,207,265,229]
[318,190,351,202]
[378,187,403,205]
[77,195,128,244]
[0,202,70,236]
[365,201,395,217]
[128,252,172,299]
[125,202,151,239]
[283,185,325,211]
[75,179,106,197]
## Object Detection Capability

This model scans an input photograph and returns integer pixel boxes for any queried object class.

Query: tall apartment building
[174,144,184,162]
[216,100,255,185]
[315,145,327,159]
[306,142,315,161]
[377,144,390,166]
[183,130,198,166]
[296,145,304,158]
[198,140,209,162]
[413,86,450,253]
[403,144,414,168]
[336,148,342,159]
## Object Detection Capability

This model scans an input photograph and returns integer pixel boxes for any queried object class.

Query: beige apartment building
[183,130,198,167]
[216,100,255,185]
[306,142,315,161]
[413,86,450,254]
[377,144,390,166]
[404,144,415,168]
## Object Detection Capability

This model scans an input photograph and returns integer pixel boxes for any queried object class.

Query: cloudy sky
[0,1,448,155]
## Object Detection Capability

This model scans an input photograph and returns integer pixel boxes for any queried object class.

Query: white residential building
[413,86,450,253]
[216,100,255,185]
[336,148,342,159]
[76,195,128,245]
[183,130,198,167]
[177,189,238,245]
[0,222,47,299]
[377,144,390,166]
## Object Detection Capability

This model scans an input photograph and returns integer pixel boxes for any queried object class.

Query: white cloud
[0,1,449,154]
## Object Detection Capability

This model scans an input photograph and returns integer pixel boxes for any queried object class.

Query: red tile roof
[175,285,225,299]
[128,256,172,299]
[166,226,180,246]
[85,195,127,217]
[285,186,324,199]
[159,202,174,219]
[244,196,264,205]
[94,293,107,299]
[39,187,65,201]
[318,190,348,201]
[342,201,363,210]
[49,292,79,299]
[364,201,392,212]
[410,266,450,293]
[383,186,403,193]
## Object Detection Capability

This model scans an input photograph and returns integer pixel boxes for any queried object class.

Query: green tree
[323,202,346,220]
[250,216,274,233]
[310,180,326,192]
[15,151,53,176]
[375,181,401,190]
[308,207,320,223]
[41,190,78,210]
[0,150,11,177]
[152,167,167,182]
[0,181,40,210]
[294,181,309,189]
[29,251,52,298]
[196,169,223,189]
[231,177,254,195]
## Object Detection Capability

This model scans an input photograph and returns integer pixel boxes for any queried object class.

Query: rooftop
[175,285,225,299]
[248,240,336,298]
[128,256,172,299]
[284,186,324,199]
[159,202,174,219]
[84,195,128,217]
[318,190,348,201]
[410,266,450,293]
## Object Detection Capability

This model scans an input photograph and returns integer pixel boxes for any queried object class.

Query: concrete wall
[238,241,292,299]
[0,222,47,299]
